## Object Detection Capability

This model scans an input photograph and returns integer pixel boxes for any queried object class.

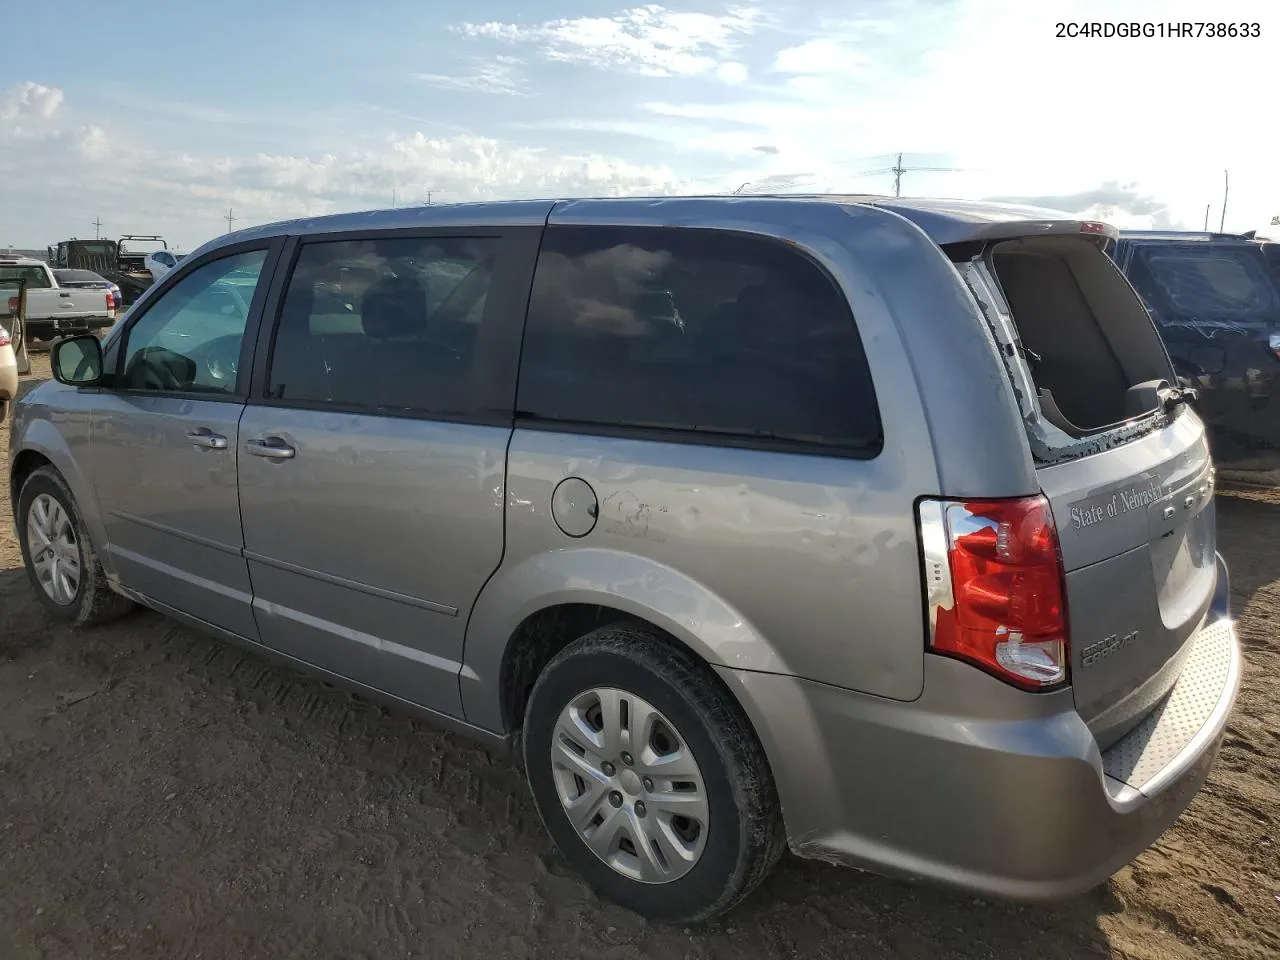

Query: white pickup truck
[0,256,116,347]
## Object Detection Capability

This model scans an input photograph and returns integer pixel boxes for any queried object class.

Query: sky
[2,0,1277,251]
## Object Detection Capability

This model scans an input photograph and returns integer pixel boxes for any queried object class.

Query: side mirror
[52,334,104,386]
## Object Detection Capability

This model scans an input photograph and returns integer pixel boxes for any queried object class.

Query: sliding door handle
[246,437,296,460]
[187,429,228,450]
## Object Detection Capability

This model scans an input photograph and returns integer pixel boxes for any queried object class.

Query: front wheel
[523,623,785,923]
[17,466,135,625]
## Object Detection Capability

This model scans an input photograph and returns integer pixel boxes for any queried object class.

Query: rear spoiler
[859,198,1119,249]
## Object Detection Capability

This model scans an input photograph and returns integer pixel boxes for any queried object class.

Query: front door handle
[246,437,296,460]
[187,429,228,450]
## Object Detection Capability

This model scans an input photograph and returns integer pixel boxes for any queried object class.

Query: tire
[523,623,785,923]
[17,466,136,626]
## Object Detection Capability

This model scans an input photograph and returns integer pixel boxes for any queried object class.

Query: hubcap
[26,493,81,606]
[550,687,708,884]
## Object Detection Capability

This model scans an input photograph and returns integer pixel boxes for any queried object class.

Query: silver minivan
[8,197,1241,922]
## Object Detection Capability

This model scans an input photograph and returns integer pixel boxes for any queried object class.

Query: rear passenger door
[238,228,539,715]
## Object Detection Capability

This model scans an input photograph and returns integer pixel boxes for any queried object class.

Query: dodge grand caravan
[8,197,1241,922]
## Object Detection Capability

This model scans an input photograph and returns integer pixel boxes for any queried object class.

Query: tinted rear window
[1126,243,1280,324]
[54,269,105,283]
[517,225,882,453]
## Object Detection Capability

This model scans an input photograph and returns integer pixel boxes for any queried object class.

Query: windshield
[1127,243,1280,326]
[120,240,165,255]
[71,242,114,255]
[54,269,106,283]
[0,265,51,289]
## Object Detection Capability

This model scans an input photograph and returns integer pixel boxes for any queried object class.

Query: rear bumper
[26,315,114,340]
[719,569,1241,901]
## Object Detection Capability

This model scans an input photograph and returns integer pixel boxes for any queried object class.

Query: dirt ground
[1,355,1277,960]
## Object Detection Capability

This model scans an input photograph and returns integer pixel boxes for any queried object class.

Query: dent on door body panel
[237,406,508,716]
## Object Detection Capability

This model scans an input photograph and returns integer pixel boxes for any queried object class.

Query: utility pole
[1219,170,1229,233]
[1204,204,1211,231]
[92,216,103,239]
[885,152,959,197]
[224,207,237,233]
[426,190,433,205]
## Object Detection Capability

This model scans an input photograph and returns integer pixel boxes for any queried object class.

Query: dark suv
[1111,231,1280,475]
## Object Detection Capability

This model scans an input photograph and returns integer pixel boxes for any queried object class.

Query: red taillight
[918,495,1069,690]
[1079,221,1108,235]
[0,327,9,347]
[106,291,114,310]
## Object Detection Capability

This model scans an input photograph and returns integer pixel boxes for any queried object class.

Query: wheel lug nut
[643,777,653,791]
[621,752,633,766]
[634,801,646,818]
[602,762,616,777]
[609,791,623,808]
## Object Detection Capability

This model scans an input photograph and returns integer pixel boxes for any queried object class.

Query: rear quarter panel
[461,199,1037,728]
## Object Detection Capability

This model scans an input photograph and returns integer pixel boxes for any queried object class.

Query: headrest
[360,275,427,339]
[279,281,315,332]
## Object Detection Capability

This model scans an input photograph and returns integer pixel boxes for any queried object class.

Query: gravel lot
[1,354,1278,960]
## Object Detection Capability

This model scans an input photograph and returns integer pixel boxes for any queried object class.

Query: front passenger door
[88,243,279,638]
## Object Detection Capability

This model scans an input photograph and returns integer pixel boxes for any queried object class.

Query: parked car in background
[9,197,1239,922]
[0,257,116,345]
[53,268,125,314]
[1110,231,1280,475]
[144,249,185,283]
[1258,238,1280,282]
[0,320,16,418]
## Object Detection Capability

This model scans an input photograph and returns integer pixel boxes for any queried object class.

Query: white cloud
[0,81,63,120]
[772,38,868,77]
[0,86,696,244]
[8,0,1280,246]
[456,4,762,80]
[715,61,749,85]
[627,0,1280,231]
[414,56,530,97]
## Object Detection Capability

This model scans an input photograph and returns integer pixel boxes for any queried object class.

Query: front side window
[267,236,499,415]
[517,225,882,453]
[119,249,266,395]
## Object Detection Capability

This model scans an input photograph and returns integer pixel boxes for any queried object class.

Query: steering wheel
[126,345,190,392]
[199,334,241,385]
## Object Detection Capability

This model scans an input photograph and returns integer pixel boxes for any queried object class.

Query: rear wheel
[522,623,785,923]
[17,466,135,625]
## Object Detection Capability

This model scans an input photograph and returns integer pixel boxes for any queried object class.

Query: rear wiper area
[1124,378,1197,417]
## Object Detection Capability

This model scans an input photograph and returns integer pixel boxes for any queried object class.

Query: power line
[889,152,963,197]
